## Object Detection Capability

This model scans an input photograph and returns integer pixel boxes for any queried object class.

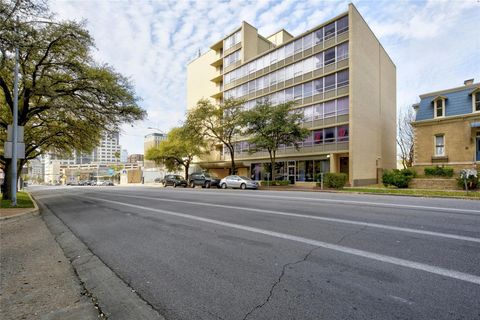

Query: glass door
[287,161,296,184]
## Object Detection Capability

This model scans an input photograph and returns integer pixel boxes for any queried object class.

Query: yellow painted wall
[187,50,217,110]
[349,4,396,186]
[267,30,293,46]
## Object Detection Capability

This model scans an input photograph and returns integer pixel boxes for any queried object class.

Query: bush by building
[323,173,348,189]
[382,169,414,188]
[424,166,454,178]
[260,180,290,186]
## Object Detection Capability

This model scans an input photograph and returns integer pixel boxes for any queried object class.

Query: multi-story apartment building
[187,4,396,186]
[92,132,121,164]
[412,79,480,172]
[143,132,167,168]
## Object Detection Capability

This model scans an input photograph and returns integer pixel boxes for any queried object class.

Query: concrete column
[329,153,338,173]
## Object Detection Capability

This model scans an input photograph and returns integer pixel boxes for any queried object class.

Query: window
[324,47,335,65]
[324,100,336,118]
[303,33,313,50]
[303,82,313,97]
[304,106,313,122]
[277,68,285,83]
[224,31,241,50]
[303,132,313,146]
[294,85,302,100]
[313,104,323,120]
[324,22,335,39]
[294,61,303,77]
[224,50,240,67]
[314,130,323,144]
[277,47,285,61]
[434,98,445,118]
[435,135,445,156]
[314,28,323,44]
[337,70,349,87]
[285,87,294,101]
[270,51,278,64]
[294,38,303,54]
[324,127,335,143]
[337,42,348,60]
[337,96,349,115]
[324,74,336,91]
[337,16,348,33]
[285,43,294,57]
[314,53,323,69]
[303,56,314,73]
[474,92,480,112]
[337,125,349,142]
[285,65,294,80]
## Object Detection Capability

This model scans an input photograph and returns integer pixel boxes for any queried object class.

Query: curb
[0,191,39,220]
[37,199,165,320]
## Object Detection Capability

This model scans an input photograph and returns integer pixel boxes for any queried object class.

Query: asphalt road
[31,185,480,320]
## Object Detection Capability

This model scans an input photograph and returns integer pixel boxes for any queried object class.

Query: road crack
[242,246,319,320]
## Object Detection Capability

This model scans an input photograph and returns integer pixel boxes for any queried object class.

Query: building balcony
[211,73,223,83]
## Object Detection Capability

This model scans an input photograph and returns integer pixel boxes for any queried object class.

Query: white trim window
[434,98,445,118]
[434,134,445,156]
[473,91,480,113]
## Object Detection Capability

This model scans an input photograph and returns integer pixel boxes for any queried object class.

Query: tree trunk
[184,160,190,180]
[229,146,236,175]
[272,151,276,182]
[268,149,275,182]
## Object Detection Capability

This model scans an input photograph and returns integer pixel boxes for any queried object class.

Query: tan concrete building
[412,80,480,173]
[187,4,396,186]
[144,133,167,169]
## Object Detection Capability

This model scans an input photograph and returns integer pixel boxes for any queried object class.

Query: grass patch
[0,191,35,208]
[340,187,480,199]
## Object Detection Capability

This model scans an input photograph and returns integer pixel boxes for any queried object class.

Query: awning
[471,122,480,128]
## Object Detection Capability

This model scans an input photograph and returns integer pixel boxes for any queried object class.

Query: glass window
[337,125,349,142]
[314,53,323,69]
[277,90,285,103]
[285,65,294,80]
[324,74,336,91]
[435,100,444,117]
[303,131,313,146]
[314,28,323,44]
[314,129,323,144]
[304,56,314,73]
[324,100,336,118]
[294,85,302,100]
[257,77,264,90]
[248,80,256,93]
[475,92,480,111]
[324,127,335,143]
[249,61,256,74]
[304,106,313,121]
[324,47,335,65]
[285,43,294,57]
[303,82,313,97]
[294,61,303,77]
[337,42,348,60]
[324,22,335,39]
[241,83,248,96]
[313,104,323,120]
[314,78,323,94]
[337,70,349,87]
[264,74,270,88]
[435,135,445,156]
[270,71,277,86]
[294,38,303,54]
[285,87,294,101]
[270,50,277,64]
[277,68,285,83]
[224,50,240,67]
[277,47,285,61]
[303,33,313,49]
[337,97,349,115]
[337,16,348,33]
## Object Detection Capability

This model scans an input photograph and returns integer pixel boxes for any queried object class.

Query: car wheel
[221,183,227,189]
[240,183,246,190]
[190,181,195,188]
[163,182,167,187]
[205,182,211,188]
[173,182,177,188]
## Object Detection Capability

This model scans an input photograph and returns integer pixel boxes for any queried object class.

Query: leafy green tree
[185,98,245,175]
[0,1,146,199]
[242,100,309,181]
[145,126,205,180]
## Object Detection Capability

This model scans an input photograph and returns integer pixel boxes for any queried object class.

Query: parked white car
[219,175,259,190]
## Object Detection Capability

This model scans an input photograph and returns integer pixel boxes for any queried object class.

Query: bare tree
[397,108,415,169]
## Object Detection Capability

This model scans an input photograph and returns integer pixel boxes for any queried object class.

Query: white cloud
[50,0,480,154]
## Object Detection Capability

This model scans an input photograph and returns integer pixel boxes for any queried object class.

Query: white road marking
[76,195,480,286]
[97,193,480,244]
[120,188,480,215]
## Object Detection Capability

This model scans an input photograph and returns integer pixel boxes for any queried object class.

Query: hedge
[323,173,348,189]
[260,180,290,186]
[382,169,414,188]
[424,166,454,178]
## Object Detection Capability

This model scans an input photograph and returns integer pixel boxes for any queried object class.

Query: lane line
[115,188,480,215]
[75,195,480,286]
[95,192,480,244]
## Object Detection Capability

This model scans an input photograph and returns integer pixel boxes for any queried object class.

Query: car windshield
[239,176,252,181]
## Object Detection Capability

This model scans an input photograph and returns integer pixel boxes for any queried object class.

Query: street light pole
[11,17,20,206]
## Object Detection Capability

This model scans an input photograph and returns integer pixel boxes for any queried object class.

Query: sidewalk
[0,209,98,319]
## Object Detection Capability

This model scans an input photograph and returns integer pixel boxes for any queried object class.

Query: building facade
[144,133,167,169]
[412,79,480,172]
[187,4,396,186]
[92,132,122,164]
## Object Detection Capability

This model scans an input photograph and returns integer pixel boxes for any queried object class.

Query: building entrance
[340,157,349,175]
[287,161,296,184]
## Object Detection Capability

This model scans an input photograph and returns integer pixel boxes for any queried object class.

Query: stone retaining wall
[409,178,460,190]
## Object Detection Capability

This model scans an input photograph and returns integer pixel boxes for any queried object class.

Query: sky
[49,0,480,155]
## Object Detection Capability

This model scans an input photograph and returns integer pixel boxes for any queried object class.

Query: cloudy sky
[50,0,480,155]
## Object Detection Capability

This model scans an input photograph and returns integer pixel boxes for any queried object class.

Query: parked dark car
[163,175,188,188]
[188,172,221,188]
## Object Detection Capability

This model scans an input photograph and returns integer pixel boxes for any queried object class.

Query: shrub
[382,169,413,188]
[424,166,454,177]
[457,169,478,190]
[323,173,348,189]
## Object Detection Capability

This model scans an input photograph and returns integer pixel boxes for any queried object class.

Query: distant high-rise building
[120,149,128,163]
[144,133,167,154]
[92,132,122,164]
